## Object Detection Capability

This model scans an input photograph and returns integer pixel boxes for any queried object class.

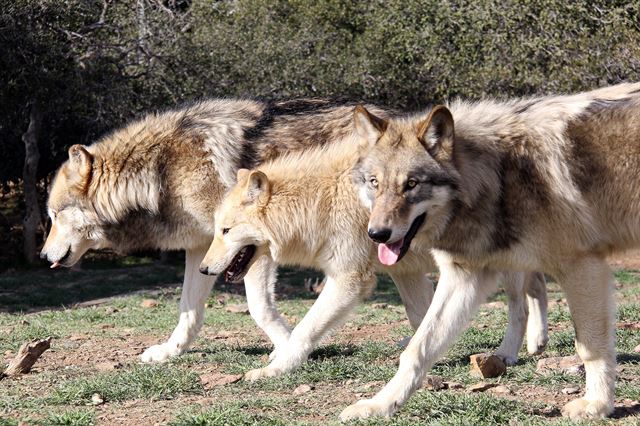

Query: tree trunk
[22,101,42,264]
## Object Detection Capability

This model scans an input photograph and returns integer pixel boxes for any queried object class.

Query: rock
[225,303,249,314]
[562,386,580,395]
[634,344,640,353]
[91,393,104,405]
[95,361,122,371]
[490,385,512,395]
[293,384,313,395]
[536,355,584,375]
[423,375,445,391]
[200,373,242,389]
[445,381,464,390]
[468,382,497,393]
[470,353,506,378]
[104,306,119,314]
[140,299,159,308]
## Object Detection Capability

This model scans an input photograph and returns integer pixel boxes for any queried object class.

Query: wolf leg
[140,246,214,362]
[388,271,434,348]
[340,261,498,420]
[243,254,292,358]
[559,256,615,420]
[525,272,548,355]
[494,271,527,365]
[244,272,375,381]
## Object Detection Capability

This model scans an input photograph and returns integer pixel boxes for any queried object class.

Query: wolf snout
[368,227,392,243]
[39,250,48,260]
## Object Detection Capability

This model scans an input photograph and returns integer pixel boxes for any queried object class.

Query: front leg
[340,259,499,420]
[494,271,527,365]
[141,246,215,362]
[243,254,292,357]
[244,272,375,381]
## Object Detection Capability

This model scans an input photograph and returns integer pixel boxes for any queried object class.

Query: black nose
[368,228,392,243]
[199,265,209,275]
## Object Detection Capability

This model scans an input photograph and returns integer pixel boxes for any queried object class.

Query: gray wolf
[41,98,394,363]
[198,132,548,381]
[343,82,640,420]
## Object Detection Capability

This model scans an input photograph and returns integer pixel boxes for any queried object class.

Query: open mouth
[377,213,426,266]
[50,247,72,269]
[224,245,257,283]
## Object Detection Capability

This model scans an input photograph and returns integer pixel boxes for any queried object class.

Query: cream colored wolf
[199,133,548,381]
[343,82,640,421]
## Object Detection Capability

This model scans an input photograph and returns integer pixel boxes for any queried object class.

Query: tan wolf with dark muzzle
[344,82,640,421]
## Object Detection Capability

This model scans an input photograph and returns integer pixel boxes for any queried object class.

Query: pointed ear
[417,105,454,160]
[244,170,270,206]
[354,105,388,147]
[236,168,250,182]
[66,144,93,193]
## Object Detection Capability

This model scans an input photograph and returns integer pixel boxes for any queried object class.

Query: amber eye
[369,177,378,188]
[406,179,417,189]
[222,227,230,235]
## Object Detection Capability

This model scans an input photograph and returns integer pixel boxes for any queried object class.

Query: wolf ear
[66,144,93,193]
[236,168,250,182]
[354,105,388,147]
[244,170,270,206]
[417,105,454,160]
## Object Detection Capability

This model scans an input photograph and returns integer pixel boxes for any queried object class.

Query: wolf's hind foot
[243,366,283,382]
[140,342,183,363]
[526,331,548,355]
[339,399,394,421]
[561,397,613,420]
[493,351,518,366]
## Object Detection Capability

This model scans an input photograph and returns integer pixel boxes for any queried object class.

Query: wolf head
[199,169,271,282]
[41,145,107,267]
[353,105,460,265]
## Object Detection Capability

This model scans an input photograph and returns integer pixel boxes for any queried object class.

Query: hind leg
[141,246,215,362]
[494,272,527,366]
[389,271,434,348]
[525,272,549,355]
[559,256,615,420]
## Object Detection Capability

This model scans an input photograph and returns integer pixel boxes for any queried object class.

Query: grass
[0,259,639,424]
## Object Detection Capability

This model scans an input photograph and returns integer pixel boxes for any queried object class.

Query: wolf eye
[406,179,418,189]
[222,227,230,235]
[369,177,378,188]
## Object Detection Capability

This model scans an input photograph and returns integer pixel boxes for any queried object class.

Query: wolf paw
[339,399,393,421]
[526,332,549,356]
[561,397,613,420]
[139,343,182,363]
[493,351,518,366]
[243,366,282,382]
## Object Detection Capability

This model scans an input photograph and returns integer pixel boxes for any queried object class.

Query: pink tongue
[378,239,404,266]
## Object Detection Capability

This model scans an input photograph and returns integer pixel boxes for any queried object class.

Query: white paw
[339,399,394,421]
[139,343,182,363]
[243,366,283,382]
[526,333,549,355]
[561,397,613,420]
[493,351,518,366]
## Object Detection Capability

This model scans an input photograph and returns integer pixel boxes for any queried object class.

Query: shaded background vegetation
[1,0,639,268]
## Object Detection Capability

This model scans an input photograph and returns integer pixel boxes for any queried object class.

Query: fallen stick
[2,337,52,378]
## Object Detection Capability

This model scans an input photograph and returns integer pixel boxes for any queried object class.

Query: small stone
[536,355,584,375]
[345,379,357,385]
[470,353,506,378]
[562,386,580,395]
[490,384,512,395]
[225,303,249,314]
[204,303,210,308]
[104,306,119,314]
[20,320,29,326]
[140,299,159,308]
[91,393,104,405]
[200,373,242,389]
[423,375,445,391]
[293,384,313,395]
[468,382,497,393]
[95,361,122,371]
[634,344,640,353]
[445,381,464,390]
